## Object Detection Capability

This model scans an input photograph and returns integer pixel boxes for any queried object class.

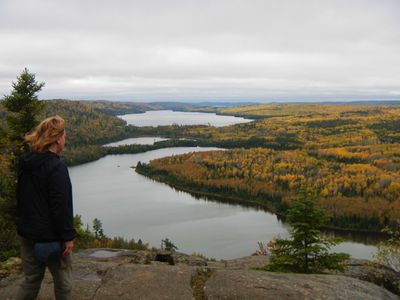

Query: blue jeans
[16,237,72,300]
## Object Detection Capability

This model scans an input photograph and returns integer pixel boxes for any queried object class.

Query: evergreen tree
[2,68,45,150]
[92,218,106,240]
[266,187,349,273]
[161,238,178,252]
[0,69,46,261]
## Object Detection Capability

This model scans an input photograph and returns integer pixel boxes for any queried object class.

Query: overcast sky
[0,0,399,102]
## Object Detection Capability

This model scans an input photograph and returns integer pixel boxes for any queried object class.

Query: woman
[16,115,75,300]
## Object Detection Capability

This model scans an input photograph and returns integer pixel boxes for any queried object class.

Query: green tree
[374,222,400,273]
[0,126,8,152]
[0,69,45,261]
[92,218,106,240]
[266,187,349,273]
[2,68,45,150]
[73,215,95,250]
[0,158,19,261]
[161,238,178,252]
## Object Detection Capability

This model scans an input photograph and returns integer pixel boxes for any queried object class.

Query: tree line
[133,102,400,233]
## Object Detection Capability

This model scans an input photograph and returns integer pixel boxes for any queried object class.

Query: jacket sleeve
[47,162,76,241]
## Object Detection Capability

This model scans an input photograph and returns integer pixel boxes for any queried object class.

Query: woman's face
[56,130,66,153]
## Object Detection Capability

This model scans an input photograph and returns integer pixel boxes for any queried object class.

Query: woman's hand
[63,240,74,257]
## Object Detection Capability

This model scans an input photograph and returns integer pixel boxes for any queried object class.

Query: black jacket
[17,151,76,242]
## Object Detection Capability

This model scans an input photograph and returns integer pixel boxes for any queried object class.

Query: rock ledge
[0,249,398,300]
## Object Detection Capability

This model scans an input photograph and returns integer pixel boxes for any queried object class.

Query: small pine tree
[73,215,95,250]
[2,68,45,150]
[92,218,106,240]
[266,187,349,273]
[161,238,178,252]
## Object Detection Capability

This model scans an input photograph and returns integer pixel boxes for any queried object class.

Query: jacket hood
[19,151,59,172]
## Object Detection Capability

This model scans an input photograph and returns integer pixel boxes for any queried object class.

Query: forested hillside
[137,104,400,232]
[43,99,216,146]
[4,100,209,165]
[175,104,400,148]
[3,95,400,241]
[2,99,217,165]
[4,100,400,231]
[44,100,129,145]
[66,100,217,115]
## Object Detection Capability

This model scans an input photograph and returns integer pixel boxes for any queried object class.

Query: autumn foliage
[138,104,400,231]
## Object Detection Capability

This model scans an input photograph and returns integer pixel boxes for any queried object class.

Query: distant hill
[190,101,261,107]
[46,99,217,115]
[282,100,400,106]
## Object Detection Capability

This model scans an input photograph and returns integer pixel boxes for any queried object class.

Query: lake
[119,110,252,127]
[103,137,169,147]
[69,111,378,260]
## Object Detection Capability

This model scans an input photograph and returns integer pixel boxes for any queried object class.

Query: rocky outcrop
[0,249,399,300]
[205,270,397,300]
[341,258,400,296]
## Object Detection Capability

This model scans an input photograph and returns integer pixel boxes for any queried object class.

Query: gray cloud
[0,0,399,101]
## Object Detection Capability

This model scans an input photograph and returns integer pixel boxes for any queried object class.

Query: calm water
[70,148,288,259]
[69,111,377,260]
[103,137,169,147]
[69,148,376,260]
[119,110,252,127]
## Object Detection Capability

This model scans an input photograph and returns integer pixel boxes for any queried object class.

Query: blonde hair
[25,116,65,153]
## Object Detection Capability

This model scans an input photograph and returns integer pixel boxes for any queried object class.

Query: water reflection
[153,177,385,247]
[69,111,379,260]
[70,147,378,260]
[323,229,385,246]
[103,137,168,147]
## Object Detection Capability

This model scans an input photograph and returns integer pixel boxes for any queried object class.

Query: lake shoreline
[135,163,386,238]
[69,110,380,259]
